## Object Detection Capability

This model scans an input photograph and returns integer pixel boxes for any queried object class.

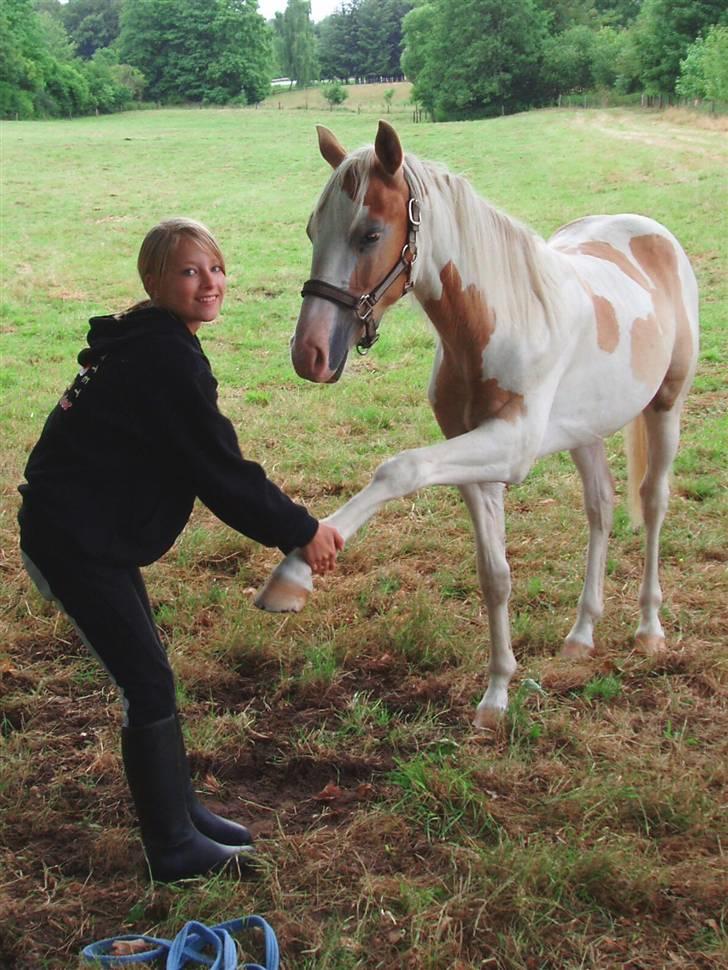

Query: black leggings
[20,520,176,728]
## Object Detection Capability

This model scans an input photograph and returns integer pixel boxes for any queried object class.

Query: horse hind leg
[562,441,614,659]
[458,483,517,728]
[634,404,683,654]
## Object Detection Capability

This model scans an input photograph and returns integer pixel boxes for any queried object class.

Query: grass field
[1,102,726,969]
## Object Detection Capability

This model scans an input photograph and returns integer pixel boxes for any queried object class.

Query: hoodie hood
[78,306,190,367]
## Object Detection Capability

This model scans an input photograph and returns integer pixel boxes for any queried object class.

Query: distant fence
[556,92,727,116]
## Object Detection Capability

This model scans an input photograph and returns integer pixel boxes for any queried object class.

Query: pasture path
[580,110,728,161]
[0,106,726,969]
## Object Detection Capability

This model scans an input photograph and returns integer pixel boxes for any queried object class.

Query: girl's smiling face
[145,237,227,334]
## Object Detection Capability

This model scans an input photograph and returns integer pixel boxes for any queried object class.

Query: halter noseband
[300,178,421,354]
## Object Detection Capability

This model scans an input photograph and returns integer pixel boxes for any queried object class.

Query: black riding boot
[121,715,251,882]
[174,714,253,847]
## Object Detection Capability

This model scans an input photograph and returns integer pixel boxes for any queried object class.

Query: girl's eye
[182,268,197,276]
[212,265,225,274]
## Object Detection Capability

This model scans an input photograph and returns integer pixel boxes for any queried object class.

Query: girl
[18,218,344,882]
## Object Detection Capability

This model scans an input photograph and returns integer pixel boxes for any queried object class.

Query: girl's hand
[300,523,345,575]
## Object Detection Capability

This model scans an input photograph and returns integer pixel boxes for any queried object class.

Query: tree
[273,0,318,87]
[542,25,597,95]
[676,25,728,101]
[322,80,348,107]
[1,0,141,116]
[119,0,271,104]
[61,0,122,59]
[592,0,640,28]
[539,0,598,34]
[317,4,359,80]
[401,2,435,85]
[587,26,624,89]
[1,0,48,117]
[208,0,272,103]
[633,0,727,95]
[402,0,550,120]
[699,24,728,100]
[318,0,410,81]
[85,46,145,109]
[355,0,411,78]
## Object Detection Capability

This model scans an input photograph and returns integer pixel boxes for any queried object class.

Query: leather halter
[300,177,421,354]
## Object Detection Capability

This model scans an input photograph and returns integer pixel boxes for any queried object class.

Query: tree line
[403,0,727,119]
[1,0,726,120]
[0,0,411,119]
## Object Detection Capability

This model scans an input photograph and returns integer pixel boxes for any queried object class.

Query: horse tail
[624,414,647,529]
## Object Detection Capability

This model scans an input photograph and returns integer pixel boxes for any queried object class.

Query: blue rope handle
[81,915,279,969]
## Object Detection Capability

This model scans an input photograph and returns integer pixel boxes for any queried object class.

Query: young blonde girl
[18,218,343,882]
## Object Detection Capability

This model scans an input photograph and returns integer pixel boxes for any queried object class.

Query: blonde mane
[404,153,563,336]
[316,146,564,338]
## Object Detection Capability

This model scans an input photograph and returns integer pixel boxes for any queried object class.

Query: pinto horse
[256,120,699,728]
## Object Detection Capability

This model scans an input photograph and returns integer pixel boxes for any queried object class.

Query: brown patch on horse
[580,280,619,353]
[561,240,651,291]
[592,295,619,353]
[630,314,667,388]
[629,234,694,411]
[425,262,525,436]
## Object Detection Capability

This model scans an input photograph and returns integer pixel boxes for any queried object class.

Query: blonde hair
[121,218,226,315]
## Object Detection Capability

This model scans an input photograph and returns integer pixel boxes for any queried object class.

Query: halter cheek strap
[301,180,422,354]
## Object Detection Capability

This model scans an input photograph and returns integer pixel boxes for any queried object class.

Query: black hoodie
[19,306,318,565]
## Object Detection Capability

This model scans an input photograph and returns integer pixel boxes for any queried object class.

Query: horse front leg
[459,483,516,728]
[256,419,538,615]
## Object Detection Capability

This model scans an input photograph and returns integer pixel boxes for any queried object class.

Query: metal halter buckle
[355,294,376,321]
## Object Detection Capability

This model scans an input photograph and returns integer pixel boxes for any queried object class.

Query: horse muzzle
[290,303,357,383]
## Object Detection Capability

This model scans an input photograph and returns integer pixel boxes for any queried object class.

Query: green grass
[1,104,726,969]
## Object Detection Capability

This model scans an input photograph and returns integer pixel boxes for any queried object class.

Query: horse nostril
[291,335,329,382]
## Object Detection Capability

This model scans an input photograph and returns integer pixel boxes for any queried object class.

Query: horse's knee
[480,561,511,609]
[584,492,614,532]
[372,451,426,497]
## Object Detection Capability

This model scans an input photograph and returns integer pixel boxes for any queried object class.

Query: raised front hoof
[254,576,309,613]
[635,633,666,656]
[473,706,506,731]
[561,639,595,661]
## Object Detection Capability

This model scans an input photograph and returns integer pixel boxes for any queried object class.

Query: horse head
[291,121,420,383]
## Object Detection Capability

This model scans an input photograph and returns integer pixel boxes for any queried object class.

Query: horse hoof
[473,706,505,731]
[635,633,666,656]
[254,576,309,613]
[561,639,594,660]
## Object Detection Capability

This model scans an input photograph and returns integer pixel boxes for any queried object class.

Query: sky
[257,0,342,22]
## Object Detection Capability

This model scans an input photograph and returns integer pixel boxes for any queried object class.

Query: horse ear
[374,120,403,176]
[316,125,347,169]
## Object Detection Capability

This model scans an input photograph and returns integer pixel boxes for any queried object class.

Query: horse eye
[364,231,381,244]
